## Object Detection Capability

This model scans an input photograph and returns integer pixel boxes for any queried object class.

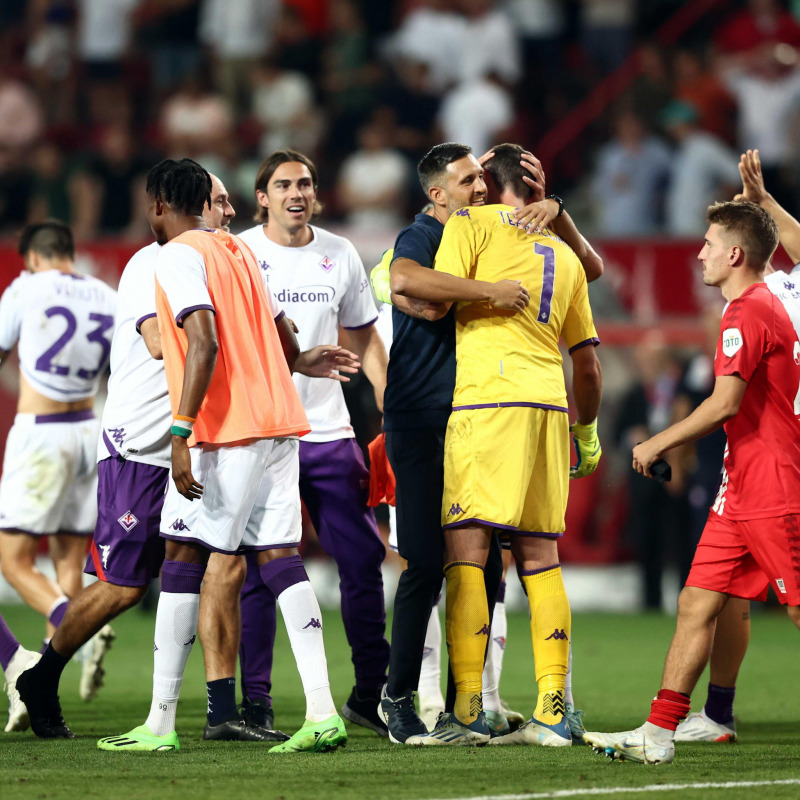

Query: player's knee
[104,582,147,612]
[676,586,724,625]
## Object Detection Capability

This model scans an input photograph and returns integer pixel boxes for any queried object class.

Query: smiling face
[698,223,738,288]
[435,154,487,215]
[257,161,317,236]
[203,174,236,232]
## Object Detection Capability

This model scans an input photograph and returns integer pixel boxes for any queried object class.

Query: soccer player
[91,159,344,754]
[584,200,800,765]
[390,143,602,746]
[236,149,391,734]
[675,149,800,744]
[378,143,602,744]
[1,612,40,732]
[0,221,116,693]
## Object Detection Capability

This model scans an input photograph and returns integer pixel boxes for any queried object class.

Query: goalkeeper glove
[570,419,601,479]
[370,248,394,305]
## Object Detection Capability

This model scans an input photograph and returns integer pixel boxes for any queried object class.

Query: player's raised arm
[738,149,800,265]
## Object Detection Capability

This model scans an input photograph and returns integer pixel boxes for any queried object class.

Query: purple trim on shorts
[274,310,285,323]
[515,530,564,539]
[176,304,215,328]
[497,580,506,603]
[48,598,69,627]
[35,410,95,424]
[259,554,308,597]
[442,517,518,531]
[247,541,302,552]
[451,402,569,413]
[0,615,20,671]
[519,563,561,577]
[568,337,600,354]
[344,316,378,331]
[102,430,118,457]
[135,312,157,333]
[160,532,240,556]
[161,559,206,593]
[0,526,92,536]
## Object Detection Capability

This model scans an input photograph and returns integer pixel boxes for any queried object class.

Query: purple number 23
[35,306,114,379]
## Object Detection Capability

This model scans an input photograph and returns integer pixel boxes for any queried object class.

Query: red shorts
[686,512,800,605]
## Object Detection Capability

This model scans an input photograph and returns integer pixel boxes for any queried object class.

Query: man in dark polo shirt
[377,143,604,744]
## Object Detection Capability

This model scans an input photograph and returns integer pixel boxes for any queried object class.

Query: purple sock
[258,554,308,597]
[497,580,506,604]
[161,559,206,593]
[48,598,69,628]
[704,683,736,725]
[240,554,277,703]
[0,613,20,671]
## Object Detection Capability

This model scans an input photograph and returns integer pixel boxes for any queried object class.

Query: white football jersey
[765,266,800,341]
[98,242,172,468]
[0,269,116,403]
[238,224,378,442]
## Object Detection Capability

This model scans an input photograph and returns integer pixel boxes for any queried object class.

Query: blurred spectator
[273,3,323,78]
[134,0,201,94]
[385,0,466,92]
[160,73,234,158]
[28,140,76,224]
[322,0,382,153]
[199,0,281,116]
[381,58,440,160]
[251,60,323,157]
[580,0,636,74]
[715,0,800,56]
[628,44,673,130]
[673,48,736,143]
[721,43,800,213]
[661,101,741,236]
[76,0,138,126]
[70,123,152,241]
[458,0,522,86]
[438,75,515,156]
[338,114,410,232]
[503,0,566,80]
[0,71,44,153]
[614,333,692,610]
[25,0,75,125]
[590,109,671,235]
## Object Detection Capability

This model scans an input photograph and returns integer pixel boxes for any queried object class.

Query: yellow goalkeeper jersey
[433,204,598,410]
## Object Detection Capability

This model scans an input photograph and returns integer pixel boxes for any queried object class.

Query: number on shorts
[534,242,555,324]
[35,307,114,379]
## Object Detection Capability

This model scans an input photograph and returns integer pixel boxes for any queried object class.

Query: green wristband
[170,425,191,438]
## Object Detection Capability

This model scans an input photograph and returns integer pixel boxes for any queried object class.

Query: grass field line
[431,778,800,800]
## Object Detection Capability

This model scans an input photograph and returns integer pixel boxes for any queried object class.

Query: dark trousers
[386,428,503,701]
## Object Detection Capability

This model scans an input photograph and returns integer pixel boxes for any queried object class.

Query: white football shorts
[0,411,99,535]
[160,437,301,554]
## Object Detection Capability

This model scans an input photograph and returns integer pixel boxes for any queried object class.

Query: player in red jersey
[584,200,800,764]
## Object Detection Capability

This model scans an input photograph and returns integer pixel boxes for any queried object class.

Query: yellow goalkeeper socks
[445,561,489,725]
[521,564,571,725]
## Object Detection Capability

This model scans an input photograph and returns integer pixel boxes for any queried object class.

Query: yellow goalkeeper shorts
[441,405,569,537]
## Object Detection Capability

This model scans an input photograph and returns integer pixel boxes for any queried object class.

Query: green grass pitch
[1,603,799,800]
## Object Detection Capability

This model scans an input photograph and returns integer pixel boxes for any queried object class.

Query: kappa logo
[118,510,139,532]
[183,635,196,646]
[319,255,335,272]
[99,544,111,569]
[448,503,464,516]
[303,618,322,630]
[785,281,796,291]
[475,624,491,636]
[545,628,569,641]
[108,427,126,446]
[170,519,191,532]
[259,259,271,271]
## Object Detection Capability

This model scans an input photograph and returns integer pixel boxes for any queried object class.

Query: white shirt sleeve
[264,282,285,321]
[338,242,379,330]
[155,242,214,328]
[0,275,25,352]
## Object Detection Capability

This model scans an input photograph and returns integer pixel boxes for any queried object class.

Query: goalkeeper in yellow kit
[394,143,603,746]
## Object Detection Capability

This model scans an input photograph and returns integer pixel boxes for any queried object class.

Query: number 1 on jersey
[535,242,555,324]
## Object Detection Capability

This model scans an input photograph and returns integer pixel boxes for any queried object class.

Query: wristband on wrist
[171,415,195,438]
[547,193,564,218]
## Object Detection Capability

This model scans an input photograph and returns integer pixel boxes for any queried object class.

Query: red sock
[646,689,691,731]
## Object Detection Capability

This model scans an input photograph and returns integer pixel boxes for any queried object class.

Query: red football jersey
[712,283,800,520]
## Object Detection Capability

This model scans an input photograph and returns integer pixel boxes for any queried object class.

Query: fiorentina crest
[319,255,335,272]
